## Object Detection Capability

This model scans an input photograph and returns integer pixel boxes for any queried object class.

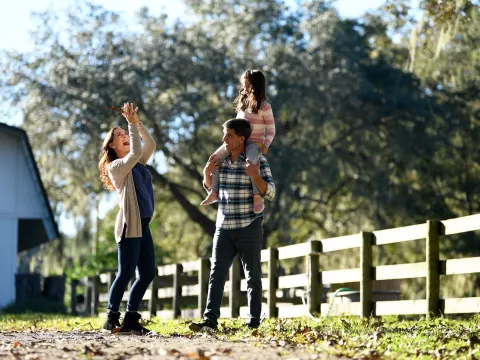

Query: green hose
[323,287,355,317]
[301,286,356,321]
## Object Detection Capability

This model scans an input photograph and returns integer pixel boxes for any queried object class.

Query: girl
[201,69,276,213]
[98,103,156,335]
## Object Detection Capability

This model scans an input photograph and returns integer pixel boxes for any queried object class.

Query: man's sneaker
[188,320,217,333]
[246,321,260,329]
[114,311,150,335]
[101,311,121,333]
[253,195,264,213]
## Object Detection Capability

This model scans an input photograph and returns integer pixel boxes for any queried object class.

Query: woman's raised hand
[121,102,140,124]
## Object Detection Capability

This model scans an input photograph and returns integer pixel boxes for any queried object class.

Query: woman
[98,102,156,334]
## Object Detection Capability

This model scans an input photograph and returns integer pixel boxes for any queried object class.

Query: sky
[0,0,385,236]
[0,0,386,53]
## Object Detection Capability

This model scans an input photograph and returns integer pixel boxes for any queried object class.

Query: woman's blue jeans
[107,217,156,313]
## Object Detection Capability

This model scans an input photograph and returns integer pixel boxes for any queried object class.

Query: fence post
[84,276,92,315]
[267,248,279,318]
[70,279,78,316]
[173,264,183,319]
[426,220,441,318]
[148,268,159,318]
[229,255,241,318]
[307,241,321,315]
[360,232,373,318]
[198,258,210,318]
[91,275,100,316]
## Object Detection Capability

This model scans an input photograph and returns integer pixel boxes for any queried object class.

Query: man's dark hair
[223,118,252,141]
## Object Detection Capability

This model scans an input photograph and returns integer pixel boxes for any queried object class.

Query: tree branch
[148,165,216,236]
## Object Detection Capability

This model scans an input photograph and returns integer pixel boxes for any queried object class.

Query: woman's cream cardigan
[108,123,156,242]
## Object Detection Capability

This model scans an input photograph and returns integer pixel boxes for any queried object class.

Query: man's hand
[204,154,220,176]
[203,154,221,189]
[245,160,260,178]
[246,160,268,196]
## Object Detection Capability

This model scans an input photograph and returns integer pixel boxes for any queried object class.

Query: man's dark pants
[203,218,263,326]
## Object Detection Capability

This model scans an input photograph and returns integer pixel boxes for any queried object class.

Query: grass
[1,313,480,359]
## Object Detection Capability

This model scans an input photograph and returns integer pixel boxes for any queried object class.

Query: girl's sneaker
[101,311,121,333]
[200,191,219,206]
[253,195,264,213]
[114,311,150,335]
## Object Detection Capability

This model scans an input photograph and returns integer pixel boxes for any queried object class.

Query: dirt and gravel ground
[0,330,344,360]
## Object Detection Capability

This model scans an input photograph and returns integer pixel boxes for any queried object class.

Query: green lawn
[1,314,480,359]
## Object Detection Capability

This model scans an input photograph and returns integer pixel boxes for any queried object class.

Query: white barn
[0,122,59,308]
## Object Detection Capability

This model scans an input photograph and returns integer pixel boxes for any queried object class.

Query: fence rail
[77,213,480,319]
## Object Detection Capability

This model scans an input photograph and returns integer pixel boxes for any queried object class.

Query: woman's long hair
[98,127,119,191]
[234,69,267,114]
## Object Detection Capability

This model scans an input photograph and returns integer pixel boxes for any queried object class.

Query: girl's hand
[261,144,268,154]
[121,102,140,124]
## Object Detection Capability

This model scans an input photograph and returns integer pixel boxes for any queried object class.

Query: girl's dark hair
[223,118,252,141]
[234,69,266,114]
[98,127,120,191]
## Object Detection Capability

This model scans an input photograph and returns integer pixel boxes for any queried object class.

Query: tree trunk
[149,167,216,236]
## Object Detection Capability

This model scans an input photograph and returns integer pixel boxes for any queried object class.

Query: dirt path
[0,330,343,360]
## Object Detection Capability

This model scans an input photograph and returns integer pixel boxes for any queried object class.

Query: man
[189,118,275,331]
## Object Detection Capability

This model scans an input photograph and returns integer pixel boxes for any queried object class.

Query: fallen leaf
[214,348,232,355]
[184,349,211,360]
[82,344,104,356]
[167,349,182,355]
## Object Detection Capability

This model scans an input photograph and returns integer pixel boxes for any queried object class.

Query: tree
[1,0,474,266]
[375,0,480,220]
[384,0,477,27]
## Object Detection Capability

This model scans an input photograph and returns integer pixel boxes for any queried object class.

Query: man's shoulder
[219,154,232,164]
[259,154,269,162]
[259,155,271,166]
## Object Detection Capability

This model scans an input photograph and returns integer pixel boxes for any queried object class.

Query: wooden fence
[78,213,480,319]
